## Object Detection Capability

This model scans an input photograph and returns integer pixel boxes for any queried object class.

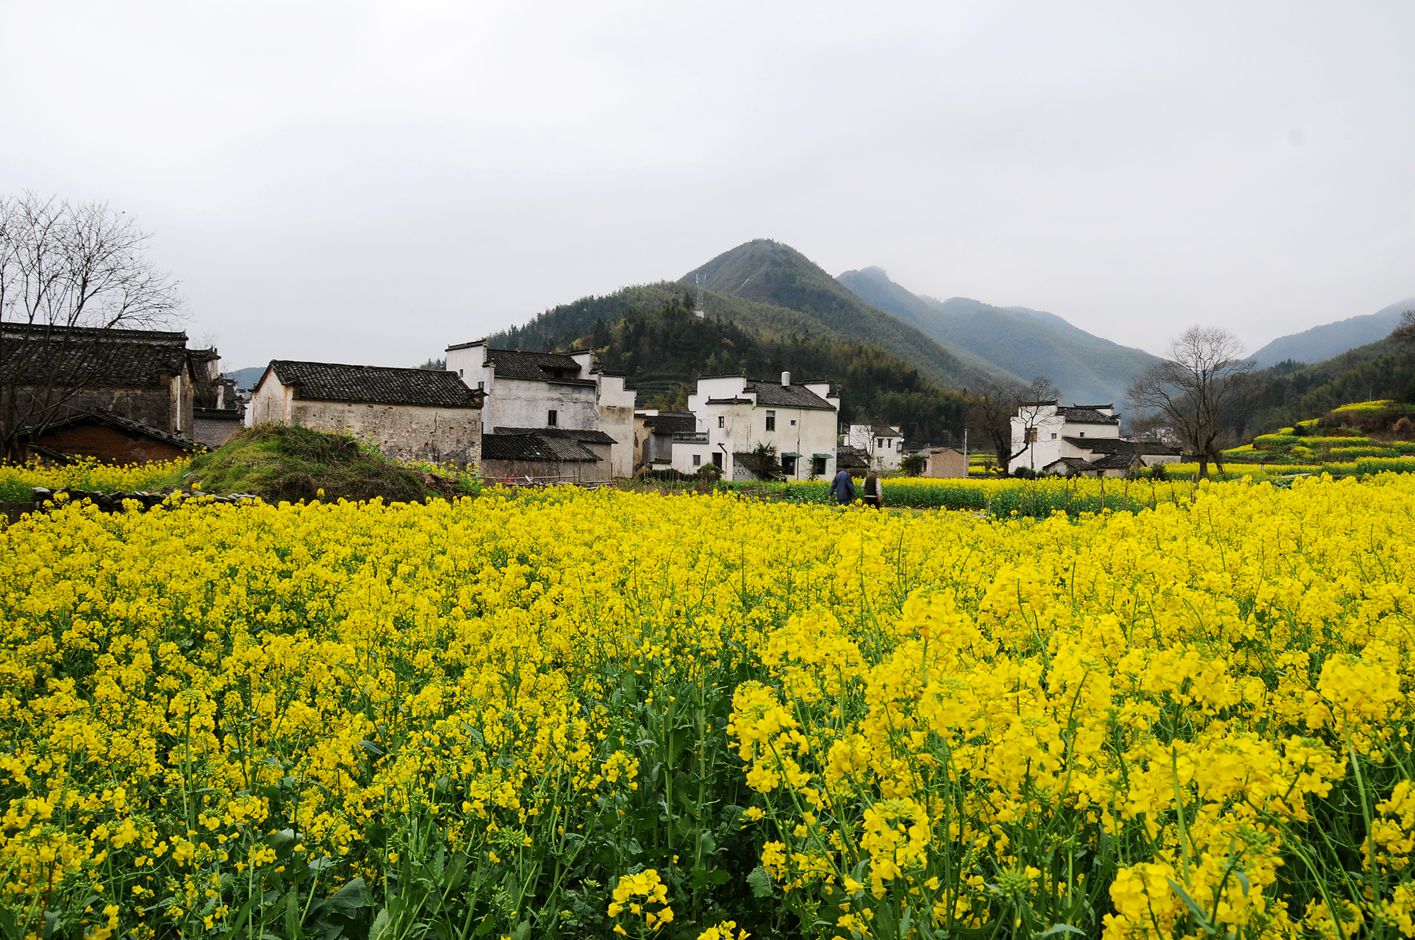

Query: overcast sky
[4,1,1412,369]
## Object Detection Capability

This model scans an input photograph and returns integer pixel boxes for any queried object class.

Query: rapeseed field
[1,476,1412,938]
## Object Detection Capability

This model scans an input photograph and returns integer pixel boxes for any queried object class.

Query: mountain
[837,266,1161,407]
[1249,299,1415,368]
[1229,331,1415,439]
[224,366,266,391]
[683,240,1011,391]
[489,285,969,444]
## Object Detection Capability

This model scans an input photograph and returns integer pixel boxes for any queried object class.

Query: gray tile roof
[484,348,597,387]
[1,328,190,387]
[482,431,596,462]
[1089,451,1141,470]
[497,426,616,445]
[642,412,697,435]
[1057,406,1120,425]
[743,380,836,411]
[1062,436,1132,454]
[1063,436,1181,456]
[1044,456,1095,471]
[267,360,483,407]
[837,446,870,470]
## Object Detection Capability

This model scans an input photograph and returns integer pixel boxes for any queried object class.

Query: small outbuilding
[922,446,968,479]
[249,360,484,465]
[24,409,198,464]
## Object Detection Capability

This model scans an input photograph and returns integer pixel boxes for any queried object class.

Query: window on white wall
[717,416,724,428]
[692,454,701,467]
[765,410,776,432]
[548,409,558,427]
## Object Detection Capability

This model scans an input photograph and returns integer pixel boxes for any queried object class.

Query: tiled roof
[1044,456,1095,471]
[743,380,837,411]
[266,361,483,407]
[1063,437,1182,456]
[497,426,616,445]
[1062,436,1131,454]
[481,431,596,463]
[35,409,198,451]
[643,412,697,435]
[872,424,902,438]
[484,348,597,387]
[837,446,870,470]
[1090,451,1141,470]
[1057,406,1120,425]
[1,331,190,387]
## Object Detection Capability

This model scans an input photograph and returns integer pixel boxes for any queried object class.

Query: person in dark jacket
[862,470,884,509]
[828,468,856,504]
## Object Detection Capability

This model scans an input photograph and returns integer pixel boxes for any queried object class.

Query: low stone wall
[2,488,256,525]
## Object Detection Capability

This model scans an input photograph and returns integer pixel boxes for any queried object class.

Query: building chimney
[781,371,791,387]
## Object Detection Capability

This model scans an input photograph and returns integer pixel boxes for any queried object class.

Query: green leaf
[284,889,301,938]
[324,877,375,920]
[1038,926,1087,937]
[368,907,391,940]
[747,865,773,899]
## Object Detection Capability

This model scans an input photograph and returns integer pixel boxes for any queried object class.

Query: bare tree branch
[966,375,1058,470]
[1,193,181,458]
[1128,326,1249,477]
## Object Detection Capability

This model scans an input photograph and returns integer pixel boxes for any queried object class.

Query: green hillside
[1229,330,1415,440]
[683,240,1007,391]
[837,266,1161,406]
[489,289,968,444]
[1220,400,1415,475]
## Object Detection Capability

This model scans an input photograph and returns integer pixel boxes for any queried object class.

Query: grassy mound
[183,425,458,503]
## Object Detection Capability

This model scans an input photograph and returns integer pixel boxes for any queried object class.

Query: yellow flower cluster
[609,868,673,934]
[0,474,1411,938]
[0,455,188,498]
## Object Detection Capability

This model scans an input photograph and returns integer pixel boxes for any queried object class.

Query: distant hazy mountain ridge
[1249,299,1415,367]
[837,266,1161,407]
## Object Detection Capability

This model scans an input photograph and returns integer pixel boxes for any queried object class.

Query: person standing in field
[862,470,884,510]
[829,467,856,505]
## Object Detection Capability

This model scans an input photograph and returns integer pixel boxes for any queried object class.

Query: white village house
[1008,401,1180,477]
[845,423,904,471]
[248,360,484,465]
[444,341,636,481]
[684,372,840,481]
[633,410,700,474]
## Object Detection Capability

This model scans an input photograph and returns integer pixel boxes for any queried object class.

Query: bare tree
[0,194,180,458]
[1128,326,1249,477]
[966,375,1058,471]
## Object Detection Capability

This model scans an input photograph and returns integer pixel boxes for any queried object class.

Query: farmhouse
[633,410,703,474]
[249,360,483,465]
[687,372,840,481]
[1009,401,1181,477]
[1,323,203,460]
[188,347,245,449]
[444,341,636,479]
[845,423,904,471]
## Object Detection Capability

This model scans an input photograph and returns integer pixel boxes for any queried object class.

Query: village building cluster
[1007,401,1181,476]
[3,323,1181,480]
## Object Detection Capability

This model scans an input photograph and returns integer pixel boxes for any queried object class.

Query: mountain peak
[840,265,891,282]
